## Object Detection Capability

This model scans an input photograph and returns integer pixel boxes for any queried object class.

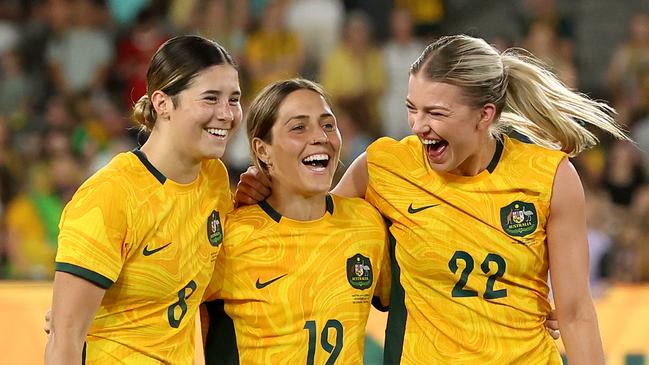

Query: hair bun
[132,94,156,131]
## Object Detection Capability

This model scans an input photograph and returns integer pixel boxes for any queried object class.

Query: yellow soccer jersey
[366,135,565,365]
[202,194,390,365]
[55,150,233,364]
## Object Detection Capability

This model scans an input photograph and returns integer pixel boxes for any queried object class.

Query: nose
[310,127,329,144]
[215,101,233,122]
[410,113,430,135]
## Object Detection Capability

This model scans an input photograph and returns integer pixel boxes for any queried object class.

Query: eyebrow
[201,89,241,96]
[405,98,450,112]
[285,113,335,124]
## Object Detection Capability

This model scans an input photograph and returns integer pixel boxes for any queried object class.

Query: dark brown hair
[246,78,332,170]
[132,35,236,131]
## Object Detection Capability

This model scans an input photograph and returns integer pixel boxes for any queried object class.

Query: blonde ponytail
[411,35,629,157]
[500,50,629,156]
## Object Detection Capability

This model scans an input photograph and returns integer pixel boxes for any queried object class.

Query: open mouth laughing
[422,138,448,161]
[301,153,330,172]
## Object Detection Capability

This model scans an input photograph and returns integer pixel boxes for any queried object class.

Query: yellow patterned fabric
[203,194,390,365]
[366,135,565,364]
[55,150,233,364]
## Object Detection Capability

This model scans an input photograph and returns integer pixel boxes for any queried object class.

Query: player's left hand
[234,165,271,206]
[544,309,560,340]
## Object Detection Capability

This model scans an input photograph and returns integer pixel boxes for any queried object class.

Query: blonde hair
[131,35,236,132]
[410,34,628,156]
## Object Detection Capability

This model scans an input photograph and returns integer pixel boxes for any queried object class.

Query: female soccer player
[45,35,241,364]
[202,78,390,364]
[237,35,628,365]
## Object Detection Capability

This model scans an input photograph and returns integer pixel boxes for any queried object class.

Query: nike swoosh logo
[408,203,440,214]
[255,274,288,289]
[143,242,172,256]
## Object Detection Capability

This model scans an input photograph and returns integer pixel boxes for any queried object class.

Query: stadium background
[0,0,648,363]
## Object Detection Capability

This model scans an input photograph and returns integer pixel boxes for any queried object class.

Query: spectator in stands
[285,0,343,79]
[0,48,33,126]
[393,0,444,39]
[115,7,168,109]
[5,153,82,279]
[46,0,114,96]
[522,20,577,88]
[381,7,423,139]
[190,0,248,61]
[320,10,385,137]
[602,140,648,207]
[520,0,574,56]
[607,11,649,121]
[244,0,303,95]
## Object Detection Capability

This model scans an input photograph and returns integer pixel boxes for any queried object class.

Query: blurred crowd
[0,0,648,287]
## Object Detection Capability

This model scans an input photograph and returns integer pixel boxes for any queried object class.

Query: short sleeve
[55,178,129,289]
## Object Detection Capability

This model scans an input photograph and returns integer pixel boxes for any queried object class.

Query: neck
[452,135,498,176]
[266,187,328,221]
[139,130,201,184]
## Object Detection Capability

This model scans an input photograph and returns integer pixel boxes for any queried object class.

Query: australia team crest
[207,210,223,247]
[346,253,373,290]
[500,201,538,237]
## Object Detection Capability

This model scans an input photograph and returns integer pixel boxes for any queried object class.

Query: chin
[302,180,333,196]
[426,154,455,171]
[203,146,226,160]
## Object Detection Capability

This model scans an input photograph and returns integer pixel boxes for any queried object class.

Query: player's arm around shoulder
[333,152,368,198]
[547,158,604,365]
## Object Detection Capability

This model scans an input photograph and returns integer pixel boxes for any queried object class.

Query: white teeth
[422,139,440,145]
[206,128,227,137]
[302,154,329,162]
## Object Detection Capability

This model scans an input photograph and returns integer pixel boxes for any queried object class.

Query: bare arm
[45,272,105,365]
[332,152,369,198]
[547,158,604,365]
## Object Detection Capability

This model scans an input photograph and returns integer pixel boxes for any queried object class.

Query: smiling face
[165,64,242,161]
[406,73,495,175]
[254,88,341,197]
